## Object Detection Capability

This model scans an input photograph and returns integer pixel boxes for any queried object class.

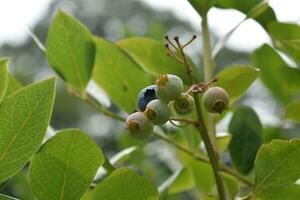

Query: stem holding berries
[164,28,226,199]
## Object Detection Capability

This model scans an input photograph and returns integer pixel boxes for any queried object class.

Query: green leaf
[215,0,276,28]
[187,0,215,16]
[252,140,300,200]
[92,37,153,113]
[0,194,18,200]
[267,22,300,65]
[5,74,22,97]
[0,58,9,103]
[216,135,231,155]
[91,167,159,200]
[0,78,55,183]
[252,44,300,103]
[229,106,263,174]
[30,129,104,200]
[220,172,239,200]
[214,65,260,103]
[159,167,195,194]
[117,37,201,84]
[285,101,300,124]
[46,10,95,90]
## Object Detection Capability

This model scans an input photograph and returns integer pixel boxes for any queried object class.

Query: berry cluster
[126,74,229,140]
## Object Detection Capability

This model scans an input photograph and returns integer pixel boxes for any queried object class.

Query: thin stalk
[71,90,126,122]
[201,14,226,200]
[201,15,215,82]
[201,14,218,149]
[175,38,194,85]
[193,93,226,200]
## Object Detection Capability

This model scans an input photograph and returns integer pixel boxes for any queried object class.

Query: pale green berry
[145,99,170,125]
[155,74,183,103]
[173,93,194,115]
[202,87,229,114]
[126,112,153,140]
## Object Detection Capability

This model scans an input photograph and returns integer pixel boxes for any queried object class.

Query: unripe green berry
[145,99,170,125]
[155,74,183,103]
[173,93,194,115]
[126,112,153,140]
[202,87,229,114]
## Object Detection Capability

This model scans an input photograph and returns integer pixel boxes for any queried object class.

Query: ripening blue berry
[145,99,170,125]
[126,112,153,140]
[202,87,229,114]
[155,74,183,103]
[173,93,194,115]
[137,85,158,112]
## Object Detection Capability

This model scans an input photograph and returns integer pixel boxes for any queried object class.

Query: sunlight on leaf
[92,37,153,113]
[47,10,95,90]
[0,78,55,183]
[252,140,300,199]
[30,129,104,200]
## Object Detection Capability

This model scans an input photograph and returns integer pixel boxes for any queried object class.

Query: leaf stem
[70,88,126,122]
[193,93,226,200]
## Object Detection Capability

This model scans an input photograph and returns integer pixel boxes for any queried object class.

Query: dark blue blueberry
[137,85,157,111]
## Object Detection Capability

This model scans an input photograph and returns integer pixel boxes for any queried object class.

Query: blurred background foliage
[1,0,299,199]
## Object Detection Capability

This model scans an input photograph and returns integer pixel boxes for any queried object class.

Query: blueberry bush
[1,0,300,199]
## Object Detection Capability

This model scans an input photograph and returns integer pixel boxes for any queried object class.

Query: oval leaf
[252,140,300,199]
[91,168,158,200]
[214,65,260,103]
[285,101,300,124]
[229,106,263,174]
[252,44,300,103]
[92,37,153,113]
[30,129,104,200]
[47,10,95,90]
[0,78,55,183]
[117,37,201,84]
